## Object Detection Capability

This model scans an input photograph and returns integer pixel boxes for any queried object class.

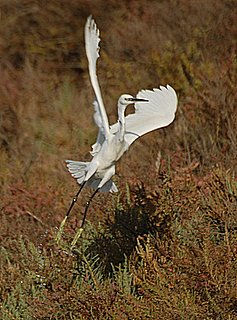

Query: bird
[57,15,178,241]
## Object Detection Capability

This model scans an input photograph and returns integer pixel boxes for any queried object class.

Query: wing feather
[85,16,110,138]
[90,99,105,156]
[92,99,104,130]
[110,85,177,146]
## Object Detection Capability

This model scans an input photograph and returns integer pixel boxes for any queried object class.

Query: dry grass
[0,0,237,319]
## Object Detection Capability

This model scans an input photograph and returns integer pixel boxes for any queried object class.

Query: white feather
[110,85,177,146]
[85,16,111,138]
[90,99,105,156]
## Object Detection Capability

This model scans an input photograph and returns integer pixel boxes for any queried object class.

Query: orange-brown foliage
[0,0,236,319]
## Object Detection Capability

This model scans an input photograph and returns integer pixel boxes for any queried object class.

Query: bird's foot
[55,215,68,244]
[71,228,84,248]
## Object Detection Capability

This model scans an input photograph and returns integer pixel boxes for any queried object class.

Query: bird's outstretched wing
[85,16,110,138]
[90,99,105,156]
[110,85,177,146]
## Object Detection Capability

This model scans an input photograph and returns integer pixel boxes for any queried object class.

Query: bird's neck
[117,105,126,142]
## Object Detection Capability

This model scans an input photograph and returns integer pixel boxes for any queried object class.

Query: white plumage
[110,85,177,146]
[63,15,178,230]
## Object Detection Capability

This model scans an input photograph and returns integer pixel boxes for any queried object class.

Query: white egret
[58,16,178,240]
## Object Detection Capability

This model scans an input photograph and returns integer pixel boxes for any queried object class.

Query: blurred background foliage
[0,0,236,319]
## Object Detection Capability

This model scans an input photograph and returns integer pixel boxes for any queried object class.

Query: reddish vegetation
[0,0,236,319]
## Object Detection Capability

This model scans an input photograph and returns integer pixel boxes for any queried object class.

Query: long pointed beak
[129,98,149,102]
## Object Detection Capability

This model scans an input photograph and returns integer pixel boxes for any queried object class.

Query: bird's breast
[96,137,128,172]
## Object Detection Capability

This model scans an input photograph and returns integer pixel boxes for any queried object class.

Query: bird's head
[118,94,149,107]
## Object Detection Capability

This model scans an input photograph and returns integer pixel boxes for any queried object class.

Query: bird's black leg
[56,181,86,243]
[80,188,100,228]
[65,181,86,219]
[71,188,100,247]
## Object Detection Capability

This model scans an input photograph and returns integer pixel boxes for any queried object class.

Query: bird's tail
[65,160,118,193]
[65,160,89,185]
